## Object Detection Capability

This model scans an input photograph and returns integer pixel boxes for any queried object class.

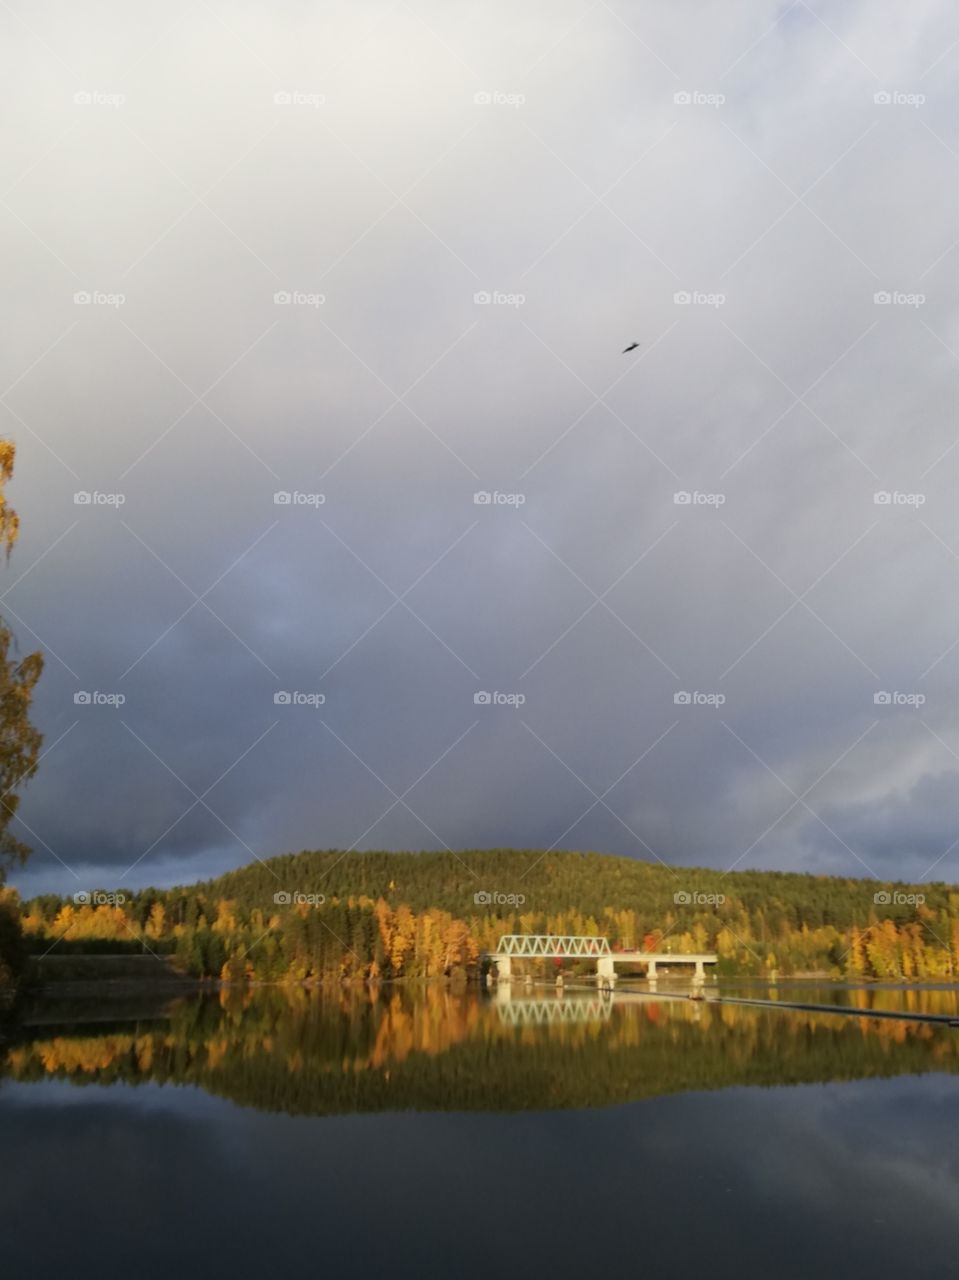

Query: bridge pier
[596,955,617,988]
[646,959,658,980]
[493,955,511,982]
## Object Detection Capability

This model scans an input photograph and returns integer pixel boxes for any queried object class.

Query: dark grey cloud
[4,0,959,895]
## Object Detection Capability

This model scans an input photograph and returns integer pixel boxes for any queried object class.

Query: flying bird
[622,342,640,353]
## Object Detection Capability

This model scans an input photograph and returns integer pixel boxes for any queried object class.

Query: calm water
[3,981,959,1278]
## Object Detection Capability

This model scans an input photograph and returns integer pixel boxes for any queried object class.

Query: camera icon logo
[673,491,692,504]
[474,890,492,905]
[473,691,492,705]
[874,890,891,905]
[73,291,92,305]
[673,890,691,905]
[274,691,292,705]
[673,90,691,105]
[273,291,291,305]
[273,890,292,904]
[473,491,492,504]
[874,91,891,105]
[673,691,691,705]
[874,691,892,705]
[74,491,92,505]
[873,491,891,505]
[74,691,92,705]
[874,291,891,305]
[673,290,691,304]
[473,91,492,105]
[73,890,91,904]
[274,91,292,105]
[273,491,292,504]
[473,291,491,305]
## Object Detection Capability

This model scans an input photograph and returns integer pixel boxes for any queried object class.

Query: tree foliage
[21,848,959,984]
[0,441,43,987]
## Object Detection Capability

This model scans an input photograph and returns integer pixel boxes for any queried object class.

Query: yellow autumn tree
[389,904,416,975]
[0,440,43,879]
[145,902,166,939]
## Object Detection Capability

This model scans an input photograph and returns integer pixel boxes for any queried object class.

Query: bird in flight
[622,341,640,353]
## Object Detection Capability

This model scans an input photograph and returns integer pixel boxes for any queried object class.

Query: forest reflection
[5,983,959,1116]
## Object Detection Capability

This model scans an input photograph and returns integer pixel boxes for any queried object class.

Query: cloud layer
[4,0,959,894]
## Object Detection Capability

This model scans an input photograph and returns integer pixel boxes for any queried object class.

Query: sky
[3,0,959,896]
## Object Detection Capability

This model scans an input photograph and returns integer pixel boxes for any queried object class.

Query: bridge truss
[494,934,612,958]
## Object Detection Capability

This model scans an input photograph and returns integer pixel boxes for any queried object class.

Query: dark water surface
[2,982,958,1278]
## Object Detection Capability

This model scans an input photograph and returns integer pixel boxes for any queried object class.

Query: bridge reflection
[494,988,615,1026]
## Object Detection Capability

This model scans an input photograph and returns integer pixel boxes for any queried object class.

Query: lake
[3,980,958,1277]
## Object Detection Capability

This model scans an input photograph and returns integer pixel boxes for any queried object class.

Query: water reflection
[493,987,615,1025]
[5,982,959,1116]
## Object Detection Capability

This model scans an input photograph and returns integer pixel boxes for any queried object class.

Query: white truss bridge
[489,934,717,984]
[495,934,611,958]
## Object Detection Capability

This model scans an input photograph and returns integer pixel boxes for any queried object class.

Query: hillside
[20,849,959,983]
[201,847,945,930]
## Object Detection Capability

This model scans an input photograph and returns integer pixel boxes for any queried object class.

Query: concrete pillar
[495,955,511,982]
[596,955,616,987]
[646,959,658,980]
[694,959,705,980]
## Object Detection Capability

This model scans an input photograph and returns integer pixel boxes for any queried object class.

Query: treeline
[18,848,959,982]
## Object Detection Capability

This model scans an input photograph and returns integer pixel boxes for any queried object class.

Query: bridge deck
[613,952,717,965]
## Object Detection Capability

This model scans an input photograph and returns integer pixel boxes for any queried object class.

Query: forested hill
[201,847,942,931]
[21,849,957,982]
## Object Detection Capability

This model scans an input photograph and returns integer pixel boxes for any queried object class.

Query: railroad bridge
[489,934,717,986]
